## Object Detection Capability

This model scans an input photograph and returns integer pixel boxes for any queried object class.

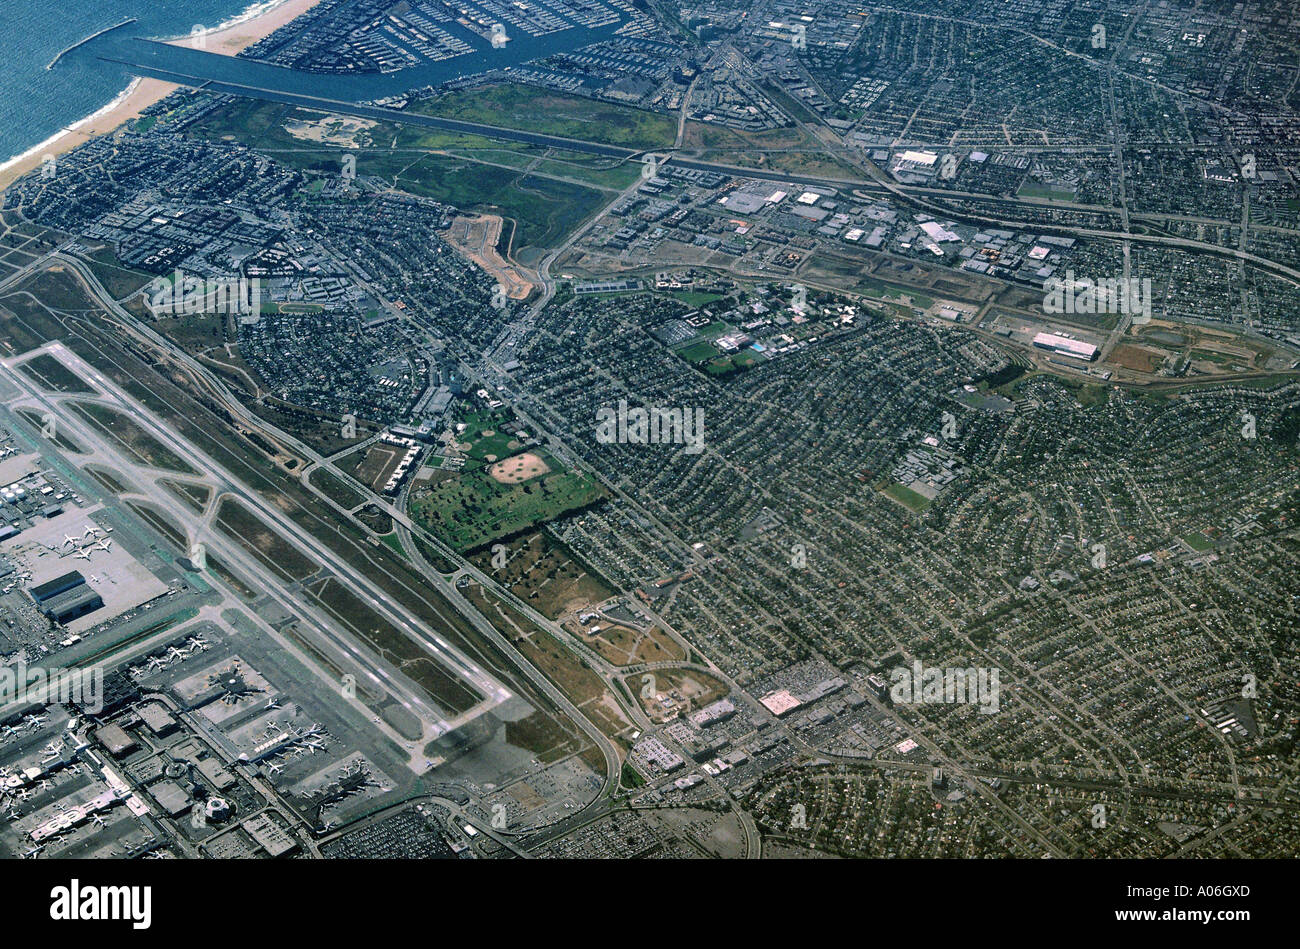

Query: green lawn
[676,340,719,363]
[410,468,608,552]
[882,482,932,512]
[183,99,611,249]
[409,84,675,151]
[379,531,410,561]
[1017,180,1077,202]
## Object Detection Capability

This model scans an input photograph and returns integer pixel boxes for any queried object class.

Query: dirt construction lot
[444,213,536,300]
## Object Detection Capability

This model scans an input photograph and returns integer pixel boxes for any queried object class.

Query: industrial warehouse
[1031,332,1099,361]
[29,571,103,624]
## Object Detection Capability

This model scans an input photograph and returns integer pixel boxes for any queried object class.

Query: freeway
[0,344,477,760]
[97,55,877,191]
[51,253,625,803]
[51,257,508,715]
[99,52,1300,287]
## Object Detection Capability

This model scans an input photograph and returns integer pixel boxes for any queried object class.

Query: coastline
[158,0,322,55]
[0,0,322,194]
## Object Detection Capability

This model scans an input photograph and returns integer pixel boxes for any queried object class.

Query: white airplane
[22,846,41,859]
[186,636,210,651]
[266,763,283,775]
[265,697,280,710]
[83,526,99,538]
[321,819,334,831]
[73,549,91,561]
[5,810,19,822]
[165,646,186,663]
[91,814,106,827]
[95,539,112,553]
[146,657,165,671]
[16,789,30,802]
[62,535,78,548]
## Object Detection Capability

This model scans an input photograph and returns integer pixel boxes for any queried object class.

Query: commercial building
[29,570,87,603]
[1032,332,1098,361]
[41,585,104,624]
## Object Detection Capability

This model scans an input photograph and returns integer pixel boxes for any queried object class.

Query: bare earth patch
[488,451,550,484]
[443,213,537,300]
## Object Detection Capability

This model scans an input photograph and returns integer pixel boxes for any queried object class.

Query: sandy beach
[161,0,324,55]
[0,0,322,193]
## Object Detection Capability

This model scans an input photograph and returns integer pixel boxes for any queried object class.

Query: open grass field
[184,98,615,251]
[680,122,860,179]
[18,352,95,393]
[411,84,675,151]
[467,531,613,620]
[310,466,364,510]
[16,408,84,454]
[467,583,631,745]
[68,400,197,474]
[80,245,154,300]
[393,157,605,250]
[159,479,212,515]
[338,441,406,492]
[881,482,933,512]
[410,466,607,552]
[582,623,685,667]
[307,576,481,717]
[213,497,320,582]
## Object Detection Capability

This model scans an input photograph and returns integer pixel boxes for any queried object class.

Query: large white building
[1032,332,1098,361]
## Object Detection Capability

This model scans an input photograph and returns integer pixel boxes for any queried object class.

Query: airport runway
[0,343,512,769]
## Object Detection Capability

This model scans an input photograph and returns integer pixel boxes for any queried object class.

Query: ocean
[0,0,625,178]
[0,0,279,173]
